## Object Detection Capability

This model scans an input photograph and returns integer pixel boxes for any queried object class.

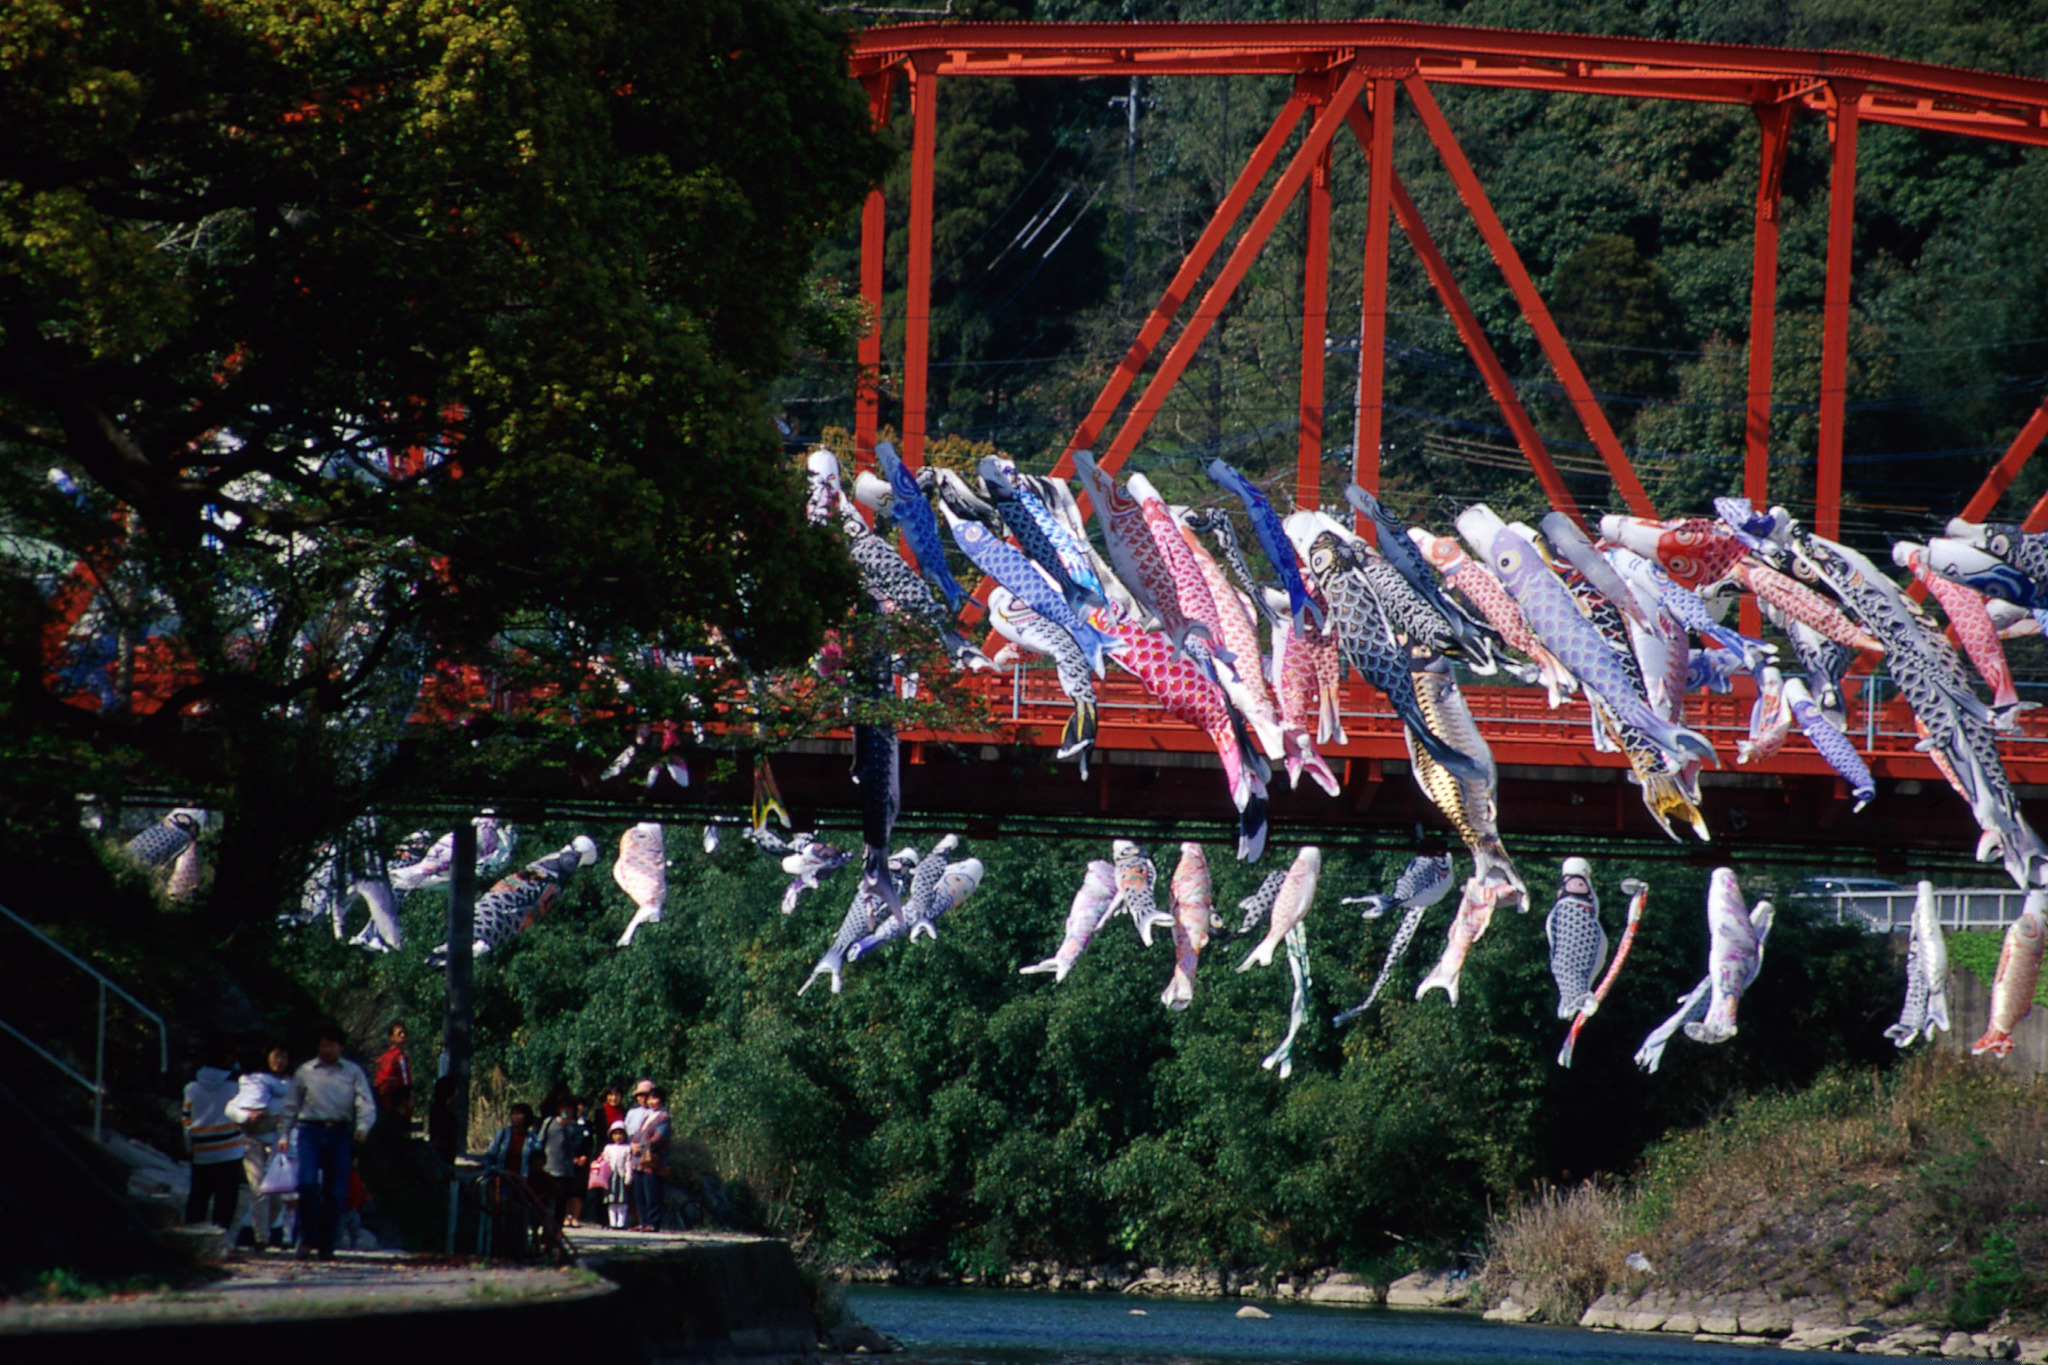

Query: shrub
[1479,1181,1636,1324]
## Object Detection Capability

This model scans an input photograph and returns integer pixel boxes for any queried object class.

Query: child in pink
[597,1121,633,1230]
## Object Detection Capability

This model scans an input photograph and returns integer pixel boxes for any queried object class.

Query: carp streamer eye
[1496,548,1521,574]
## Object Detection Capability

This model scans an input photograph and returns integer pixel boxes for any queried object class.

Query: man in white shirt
[281,1023,375,1261]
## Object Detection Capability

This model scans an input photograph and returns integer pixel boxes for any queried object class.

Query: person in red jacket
[371,1021,413,1129]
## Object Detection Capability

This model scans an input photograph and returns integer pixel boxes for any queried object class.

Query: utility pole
[1108,74,1143,297]
[1124,74,1139,296]
[443,819,476,1157]
[1112,4,1145,297]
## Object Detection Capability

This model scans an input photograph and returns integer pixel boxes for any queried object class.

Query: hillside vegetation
[1483,1052,2048,1333]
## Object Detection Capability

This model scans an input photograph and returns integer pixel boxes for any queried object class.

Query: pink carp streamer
[1901,546,2033,723]
[1731,560,1881,653]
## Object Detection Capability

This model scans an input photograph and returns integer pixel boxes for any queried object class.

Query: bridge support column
[854,73,894,474]
[1297,142,1330,511]
[2026,482,2048,533]
[1343,109,1579,524]
[901,55,938,471]
[1351,76,1397,531]
[1958,391,2048,526]
[1817,81,1862,541]
[1743,100,1792,639]
[1095,63,1371,472]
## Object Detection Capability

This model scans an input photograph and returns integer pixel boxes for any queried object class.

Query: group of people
[183,1021,686,1256]
[484,1078,674,1234]
[180,1020,395,1260]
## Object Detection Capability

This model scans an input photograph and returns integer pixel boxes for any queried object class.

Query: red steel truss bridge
[57,24,2048,866]
[807,20,2048,857]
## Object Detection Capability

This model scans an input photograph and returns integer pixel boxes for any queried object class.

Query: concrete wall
[1939,966,2048,1076]
[589,1236,822,1365]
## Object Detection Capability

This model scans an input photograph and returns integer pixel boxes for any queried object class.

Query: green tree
[0,0,891,923]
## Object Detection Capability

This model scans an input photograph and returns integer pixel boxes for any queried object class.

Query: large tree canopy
[0,0,892,918]
[2,0,885,726]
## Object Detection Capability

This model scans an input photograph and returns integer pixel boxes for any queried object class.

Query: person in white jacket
[227,1042,294,1250]
[181,1035,243,1230]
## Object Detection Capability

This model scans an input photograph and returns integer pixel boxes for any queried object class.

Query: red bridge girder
[849,20,2048,545]
[903,669,2048,787]
[832,671,2047,858]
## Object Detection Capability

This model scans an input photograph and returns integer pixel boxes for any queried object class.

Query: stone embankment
[832,1259,1468,1309]
[1477,1280,2048,1360]
[835,1259,2048,1359]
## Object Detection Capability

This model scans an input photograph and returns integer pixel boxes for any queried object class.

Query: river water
[847,1286,1773,1365]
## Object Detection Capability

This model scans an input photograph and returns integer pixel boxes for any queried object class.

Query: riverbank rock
[826,1321,901,1354]
[1859,1325,1946,1354]
[1385,1270,1469,1309]
[1306,1273,1384,1307]
[1483,1296,1538,1324]
[1943,1334,2019,1360]
[1738,1297,1793,1337]
[1617,1298,1670,1333]
[1780,1325,1874,1351]
[1660,1306,1700,1334]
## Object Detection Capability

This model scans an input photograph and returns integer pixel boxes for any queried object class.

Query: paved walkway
[1,1228,780,1334]
[0,1247,600,1334]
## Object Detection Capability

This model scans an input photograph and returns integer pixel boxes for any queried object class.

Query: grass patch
[33,1269,174,1303]
[1948,931,2048,1007]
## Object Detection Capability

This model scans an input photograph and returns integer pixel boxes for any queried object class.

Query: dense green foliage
[294,824,1895,1272]
[0,0,890,931]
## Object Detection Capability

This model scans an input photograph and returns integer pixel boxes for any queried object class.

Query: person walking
[629,1085,671,1232]
[182,1034,244,1232]
[227,1042,293,1249]
[280,1023,375,1261]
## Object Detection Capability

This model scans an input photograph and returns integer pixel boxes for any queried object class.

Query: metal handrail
[0,900,169,1141]
[1816,887,2033,932]
[994,665,2048,759]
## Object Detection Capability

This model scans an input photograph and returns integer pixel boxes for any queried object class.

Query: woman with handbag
[229,1043,295,1250]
